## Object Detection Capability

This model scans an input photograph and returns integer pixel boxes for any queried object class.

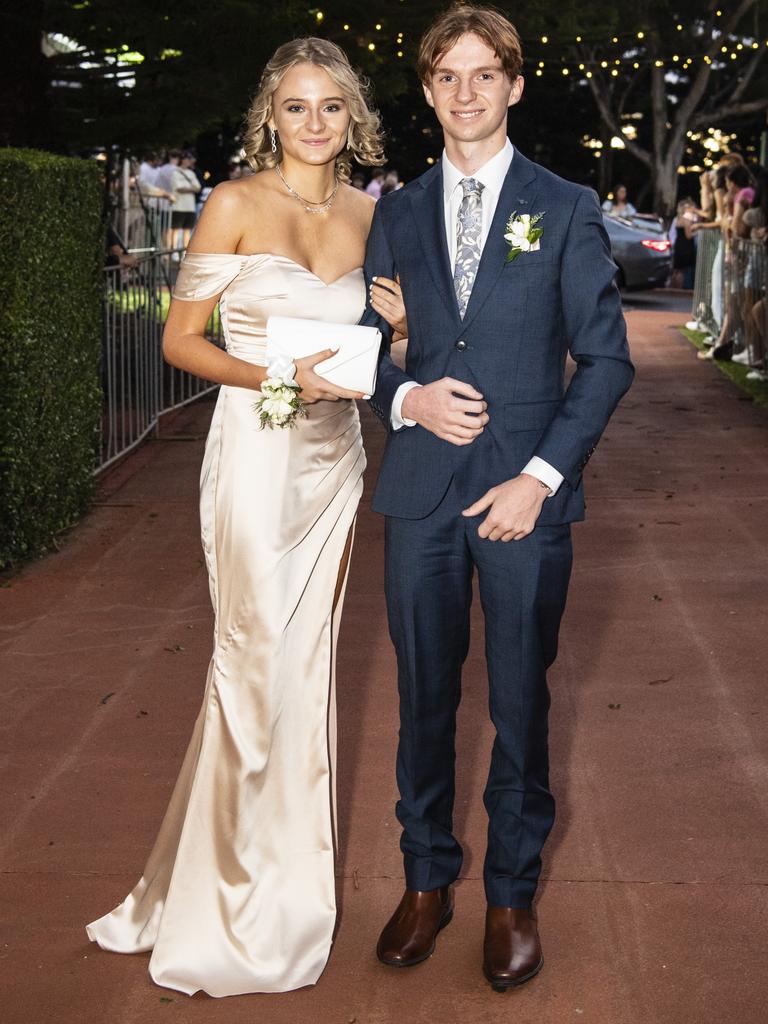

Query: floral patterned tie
[452,177,484,319]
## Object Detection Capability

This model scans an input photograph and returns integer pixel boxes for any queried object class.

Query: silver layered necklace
[275,163,340,214]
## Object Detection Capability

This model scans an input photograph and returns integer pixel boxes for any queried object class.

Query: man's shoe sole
[483,955,544,991]
[376,907,454,967]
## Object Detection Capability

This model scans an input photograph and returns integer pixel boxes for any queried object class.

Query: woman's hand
[370,275,407,338]
[294,349,366,404]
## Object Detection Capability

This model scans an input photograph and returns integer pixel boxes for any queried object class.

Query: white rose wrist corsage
[252,353,308,430]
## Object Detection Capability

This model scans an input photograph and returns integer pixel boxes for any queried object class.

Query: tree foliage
[21,0,616,186]
[528,0,768,214]
[2,1,766,211]
[39,0,318,151]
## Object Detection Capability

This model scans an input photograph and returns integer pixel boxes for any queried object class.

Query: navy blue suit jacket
[361,149,634,525]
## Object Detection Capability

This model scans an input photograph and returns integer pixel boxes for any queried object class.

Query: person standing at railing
[134,151,176,254]
[670,199,699,290]
[138,152,161,188]
[131,157,175,253]
[135,173,175,205]
[691,166,727,344]
[696,163,758,362]
[742,170,767,243]
[685,169,718,332]
[697,168,715,220]
[730,165,756,237]
[724,165,757,365]
[740,170,767,379]
[155,150,182,249]
[154,149,180,192]
[717,164,754,361]
[170,151,201,252]
[692,155,748,336]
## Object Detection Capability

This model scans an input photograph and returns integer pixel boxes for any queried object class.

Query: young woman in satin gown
[86,38,404,997]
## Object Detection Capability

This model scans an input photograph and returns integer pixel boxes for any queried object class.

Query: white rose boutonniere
[504,211,546,263]
[252,354,308,429]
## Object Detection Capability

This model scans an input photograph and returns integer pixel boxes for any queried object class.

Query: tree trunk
[652,164,677,224]
[653,141,686,223]
[598,120,613,200]
[577,2,767,222]
[635,179,652,212]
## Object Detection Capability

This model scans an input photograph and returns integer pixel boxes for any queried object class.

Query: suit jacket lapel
[460,150,540,332]
[408,165,462,326]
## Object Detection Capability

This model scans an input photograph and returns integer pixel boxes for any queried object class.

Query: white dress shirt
[154,161,179,193]
[138,161,159,186]
[390,139,563,496]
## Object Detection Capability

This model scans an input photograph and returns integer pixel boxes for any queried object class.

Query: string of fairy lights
[531,35,768,79]
[312,8,768,79]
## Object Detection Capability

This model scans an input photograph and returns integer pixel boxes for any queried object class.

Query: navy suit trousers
[384,480,573,907]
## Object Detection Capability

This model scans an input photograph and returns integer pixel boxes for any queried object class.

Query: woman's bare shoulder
[342,183,376,228]
[343,182,376,209]
[207,174,274,208]
[187,175,272,253]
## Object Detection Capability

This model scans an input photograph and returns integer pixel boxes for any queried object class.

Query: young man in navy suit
[364,4,634,989]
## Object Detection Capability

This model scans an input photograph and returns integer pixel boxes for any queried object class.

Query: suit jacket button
[456,339,467,351]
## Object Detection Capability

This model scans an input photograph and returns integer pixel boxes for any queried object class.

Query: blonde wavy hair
[243,37,385,181]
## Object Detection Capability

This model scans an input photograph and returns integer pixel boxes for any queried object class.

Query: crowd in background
[685,155,767,381]
[598,159,767,384]
[225,157,403,197]
[109,152,403,270]
[126,151,400,249]
[118,147,767,386]
[352,167,403,196]
[136,150,206,249]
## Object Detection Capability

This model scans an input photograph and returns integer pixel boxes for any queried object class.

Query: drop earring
[270,128,277,154]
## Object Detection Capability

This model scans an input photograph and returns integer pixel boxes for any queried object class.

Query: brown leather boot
[483,905,544,991]
[376,886,454,967]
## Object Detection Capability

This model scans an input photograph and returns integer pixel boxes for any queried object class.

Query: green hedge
[0,149,104,569]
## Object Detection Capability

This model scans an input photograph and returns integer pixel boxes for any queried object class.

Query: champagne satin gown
[86,253,367,997]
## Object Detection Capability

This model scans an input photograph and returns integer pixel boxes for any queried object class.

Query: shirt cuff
[522,456,564,497]
[391,381,421,430]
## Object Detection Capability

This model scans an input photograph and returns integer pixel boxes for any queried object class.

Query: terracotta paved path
[2,310,767,1023]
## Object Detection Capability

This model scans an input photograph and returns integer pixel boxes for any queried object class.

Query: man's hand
[401,377,488,446]
[462,473,550,541]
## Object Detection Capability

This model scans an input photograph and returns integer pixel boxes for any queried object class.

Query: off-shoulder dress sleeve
[172,253,246,301]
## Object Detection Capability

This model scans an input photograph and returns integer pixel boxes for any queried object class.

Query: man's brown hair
[416,3,524,84]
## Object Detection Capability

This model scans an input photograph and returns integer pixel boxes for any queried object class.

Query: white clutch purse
[265,316,380,397]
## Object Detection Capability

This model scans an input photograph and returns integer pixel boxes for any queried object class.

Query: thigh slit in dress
[86,253,367,997]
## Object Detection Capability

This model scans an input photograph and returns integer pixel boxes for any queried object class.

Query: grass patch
[107,287,171,317]
[106,286,221,334]
[679,327,768,411]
